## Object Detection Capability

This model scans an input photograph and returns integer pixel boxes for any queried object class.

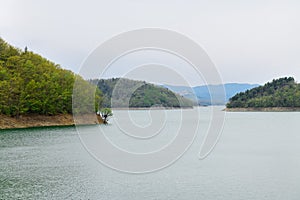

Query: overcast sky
[1,0,300,85]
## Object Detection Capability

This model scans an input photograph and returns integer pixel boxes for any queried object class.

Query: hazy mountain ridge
[164,83,259,105]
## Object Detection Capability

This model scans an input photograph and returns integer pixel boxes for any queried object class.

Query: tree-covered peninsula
[0,38,101,118]
[226,77,300,110]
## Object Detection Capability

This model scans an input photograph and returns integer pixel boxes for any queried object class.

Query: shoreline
[225,107,300,112]
[111,106,194,110]
[0,107,196,129]
[0,114,103,130]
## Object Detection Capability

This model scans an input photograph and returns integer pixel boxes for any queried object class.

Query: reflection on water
[1,107,300,199]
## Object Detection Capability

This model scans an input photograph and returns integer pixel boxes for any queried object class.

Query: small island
[226,77,300,112]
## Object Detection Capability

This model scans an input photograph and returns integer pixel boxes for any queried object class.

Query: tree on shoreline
[99,108,113,124]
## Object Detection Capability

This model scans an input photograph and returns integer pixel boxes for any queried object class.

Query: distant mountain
[90,78,194,108]
[227,77,300,108]
[164,83,259,105]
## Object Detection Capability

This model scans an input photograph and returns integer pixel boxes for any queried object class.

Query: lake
[1,107,300,199]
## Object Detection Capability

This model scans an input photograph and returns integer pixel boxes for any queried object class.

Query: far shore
[225,107,300,112]
[0,114,103,130]
[111,106,194,110]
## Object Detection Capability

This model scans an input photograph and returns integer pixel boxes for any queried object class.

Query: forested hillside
[226,77,300,108]
[0,38,100,117]
[90,78,194,108]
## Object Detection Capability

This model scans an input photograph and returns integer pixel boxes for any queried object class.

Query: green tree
[99,108,113,124]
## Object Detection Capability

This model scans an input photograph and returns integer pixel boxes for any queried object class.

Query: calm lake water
[1,107,300,199]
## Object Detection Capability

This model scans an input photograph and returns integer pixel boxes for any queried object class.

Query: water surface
[1,107,300,199]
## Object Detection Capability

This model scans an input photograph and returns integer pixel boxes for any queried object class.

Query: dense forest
[0,38,101,117]
[226,77,300,108]
[90,78,194,108]
[0,38,193,118]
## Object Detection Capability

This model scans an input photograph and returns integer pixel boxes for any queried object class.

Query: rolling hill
[90,78,194,108]
[226,77,300,109]
[0,37,101,117]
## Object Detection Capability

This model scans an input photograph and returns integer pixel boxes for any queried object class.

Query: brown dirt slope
[0,114,103,129]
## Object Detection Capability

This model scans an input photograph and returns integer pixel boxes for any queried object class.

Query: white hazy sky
[1,0,300,85]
